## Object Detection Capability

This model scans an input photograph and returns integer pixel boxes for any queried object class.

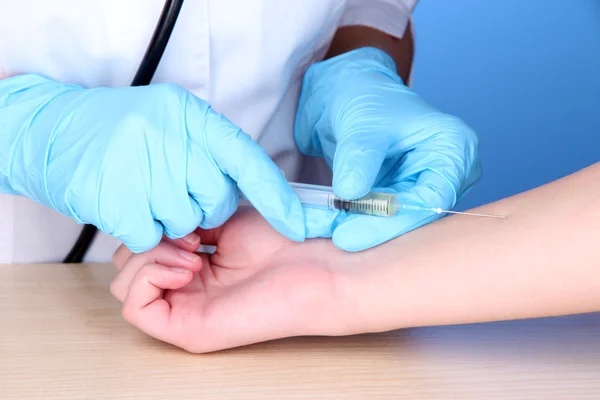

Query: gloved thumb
[331,171,453,252]
[332,133,388,199]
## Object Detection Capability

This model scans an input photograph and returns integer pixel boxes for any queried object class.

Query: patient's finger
[121,264,193,346]
[112,244,134,271]
[165,231,202,252]
[168,226,223,253]
[110,241,202,302]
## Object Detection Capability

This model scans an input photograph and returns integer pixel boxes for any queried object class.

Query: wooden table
[1,264,600,399]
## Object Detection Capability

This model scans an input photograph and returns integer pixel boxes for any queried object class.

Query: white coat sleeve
[339,0,418,39]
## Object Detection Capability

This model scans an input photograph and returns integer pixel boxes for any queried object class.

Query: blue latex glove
[0,74,305,252]
[295,47,481,251]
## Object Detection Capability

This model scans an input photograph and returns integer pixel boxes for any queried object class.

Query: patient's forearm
[340,163,600,333]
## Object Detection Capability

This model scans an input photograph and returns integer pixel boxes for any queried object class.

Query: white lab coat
[0,0,416,264]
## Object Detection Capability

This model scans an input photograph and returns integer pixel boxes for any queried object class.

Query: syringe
[240,182,505,219]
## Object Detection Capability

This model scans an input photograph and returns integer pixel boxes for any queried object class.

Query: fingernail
[176,248,200,262]
[183,233,200,245]
[171,267,191,274]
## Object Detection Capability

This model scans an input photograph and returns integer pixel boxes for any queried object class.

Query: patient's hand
[110,207,350,353]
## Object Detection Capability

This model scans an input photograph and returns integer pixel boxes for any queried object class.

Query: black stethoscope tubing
[63,0,185,263]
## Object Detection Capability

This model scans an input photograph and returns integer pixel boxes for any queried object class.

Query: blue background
[411,0,600,209]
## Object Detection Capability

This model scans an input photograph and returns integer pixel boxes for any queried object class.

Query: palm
[160,208,340,352]
[164,208,294,307]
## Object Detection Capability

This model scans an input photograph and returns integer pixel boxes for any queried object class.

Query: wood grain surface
[1,263,599,399]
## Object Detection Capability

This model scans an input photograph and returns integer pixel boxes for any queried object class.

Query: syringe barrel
[238,182,333,209]
[288,182,332,210]
[240,182,397,217]
[331,191,396,216]
[290,183,396,216]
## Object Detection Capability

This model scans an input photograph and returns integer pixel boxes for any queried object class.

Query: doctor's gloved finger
[121,264,194,347]
[182,152,237,231]
[458,158,483,201]
[331,211,441,252]
[303,207,342,239]
[332,133,388,200]
[193,176,238,230]
[113,218,164,254]
[183,100,239,229]
[67,178,163,254]
[403,169,459,211]
[331,171,454,252]
[154,194,204,240]
[110,241,202,303]
[202,112,305,241]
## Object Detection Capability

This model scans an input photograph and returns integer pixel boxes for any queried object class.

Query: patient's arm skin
[111,162,600,352]
[336,162,600,335]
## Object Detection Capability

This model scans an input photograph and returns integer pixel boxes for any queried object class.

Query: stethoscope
[64,0,184,263]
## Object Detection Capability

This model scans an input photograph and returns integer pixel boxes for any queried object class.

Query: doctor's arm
[328,21,414,81]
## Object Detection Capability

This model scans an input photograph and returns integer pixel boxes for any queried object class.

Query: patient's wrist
[307,244,386,337]
[329,240,416,335]
[279,239,365,337]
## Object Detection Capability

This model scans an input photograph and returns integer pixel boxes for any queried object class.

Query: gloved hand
[0,74,305,252]
[295,47,481,251]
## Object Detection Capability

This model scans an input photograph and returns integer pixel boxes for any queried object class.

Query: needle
[431,208,506,219]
